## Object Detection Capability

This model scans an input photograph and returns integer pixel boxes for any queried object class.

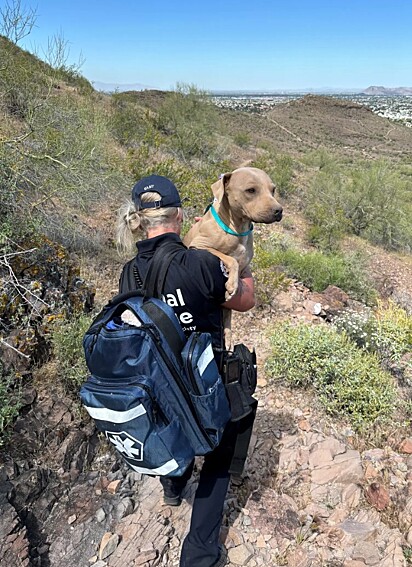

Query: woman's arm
[222,266,255,312]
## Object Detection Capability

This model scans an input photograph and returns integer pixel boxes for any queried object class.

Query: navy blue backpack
[80,242,230,477]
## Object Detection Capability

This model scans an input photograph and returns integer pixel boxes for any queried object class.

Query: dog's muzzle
[273,208,283,222]
[259,207,283,223]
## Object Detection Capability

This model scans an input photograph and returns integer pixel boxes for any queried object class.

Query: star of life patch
[106,430,143,461]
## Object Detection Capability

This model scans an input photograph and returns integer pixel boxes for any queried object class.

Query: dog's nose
[274,207,283,222]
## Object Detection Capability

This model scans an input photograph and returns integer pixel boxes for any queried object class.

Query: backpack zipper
[146,326,214,450]
[186,333,202,396]
[85,379,166,424]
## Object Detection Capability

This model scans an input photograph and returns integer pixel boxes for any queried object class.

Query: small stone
[313,302,322,315]
[256,535,266,548]
[363,462,378,480]
[228,543,254,565]
[107,480,122,494]
[134,549,157,565]
[37,544,49,555]
[398,462,408,473]
[243,516,252,526]
[99,532,120,560]
[88,556,98,564]
[399,438,412,454]
[95,508,106,523]
[227,527,244,547]
[352,541,380,565]
[95,489,102,496]
[338,519,377,541]
[114,497,134,520]
[68,514,77,525]
[298,418,311,431]
[365,482,390,511]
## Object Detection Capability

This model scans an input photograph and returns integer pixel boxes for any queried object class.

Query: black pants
[160,421,239,567]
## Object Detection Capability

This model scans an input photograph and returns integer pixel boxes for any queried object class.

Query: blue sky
[16,0,412,91]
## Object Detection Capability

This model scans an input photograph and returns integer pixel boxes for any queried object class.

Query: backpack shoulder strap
[119,258,138,294]
[142,301,185,361]
[144,241,185,298]
[142,240,187,360]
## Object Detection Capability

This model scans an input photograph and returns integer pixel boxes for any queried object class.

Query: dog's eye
[246,188,256,194]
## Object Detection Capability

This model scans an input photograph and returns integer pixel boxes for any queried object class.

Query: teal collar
[206,204,253,237]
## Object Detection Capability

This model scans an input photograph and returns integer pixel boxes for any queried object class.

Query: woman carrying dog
[117,174,255,567]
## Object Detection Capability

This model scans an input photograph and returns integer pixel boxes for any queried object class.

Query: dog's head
[211,167,283,224]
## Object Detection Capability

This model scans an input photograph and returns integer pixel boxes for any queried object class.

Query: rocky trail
[2,272,412,567]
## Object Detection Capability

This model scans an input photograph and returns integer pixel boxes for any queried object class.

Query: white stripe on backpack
[128,458,179,476]
[197,343,214,376]
[84,404,146,423]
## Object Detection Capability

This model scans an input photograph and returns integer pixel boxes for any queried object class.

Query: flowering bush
[332,302,412,381]
[265,322,396,431]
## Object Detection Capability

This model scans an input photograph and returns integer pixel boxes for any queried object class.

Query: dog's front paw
[225,277,238,301]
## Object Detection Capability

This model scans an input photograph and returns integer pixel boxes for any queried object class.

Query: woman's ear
[211,173,231,203]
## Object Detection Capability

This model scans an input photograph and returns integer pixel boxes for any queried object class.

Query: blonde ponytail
[116,192,182,256]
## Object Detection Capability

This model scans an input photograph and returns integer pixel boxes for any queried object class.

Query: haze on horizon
[18,0,412,92]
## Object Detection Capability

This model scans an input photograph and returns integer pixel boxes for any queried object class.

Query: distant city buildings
[211,94,412,127]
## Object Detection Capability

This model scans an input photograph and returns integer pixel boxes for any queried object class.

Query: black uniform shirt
[133,233,228,349]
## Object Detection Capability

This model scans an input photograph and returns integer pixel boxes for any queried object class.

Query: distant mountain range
[361,86,412,95]
[91,81,412,96]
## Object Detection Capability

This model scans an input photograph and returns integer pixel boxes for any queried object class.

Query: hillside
[1,38,412,567]
[266,95,412,158]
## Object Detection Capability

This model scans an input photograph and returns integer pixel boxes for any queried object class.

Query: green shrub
[302,149,338,171]
[265,322,396,430]
[109,93,148,146]
[333,302,412,378]
[252,236,291,304]
[51,313,94,391]
[0,35,129,251]
[0,362,21,447]
[305,169,348,251]
[154,83,223,161]
[234,131,251,148]
[305,161,412,253]
[252,235,375,303]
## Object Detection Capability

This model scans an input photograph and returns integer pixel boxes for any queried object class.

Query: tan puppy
[183,167,283,300]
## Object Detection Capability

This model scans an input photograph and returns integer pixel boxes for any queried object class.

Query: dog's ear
[211,173,231,203]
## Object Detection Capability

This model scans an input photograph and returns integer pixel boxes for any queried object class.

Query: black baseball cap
[132,175,182,210]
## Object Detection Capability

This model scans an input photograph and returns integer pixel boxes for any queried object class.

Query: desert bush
[109,93,149,146]
[252,234,291,304]
[305,170,349,251]
[333,301,412,369]
[234,131,251,148]
[253,234,375,303]
[0,34,129,251]
[306,161,412,252]
[302,149,338,171]
[346,163,410,250]
[50,313,94,391]
[155,83,223,162]
[265,322,396,430]
[0,361,21,446]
